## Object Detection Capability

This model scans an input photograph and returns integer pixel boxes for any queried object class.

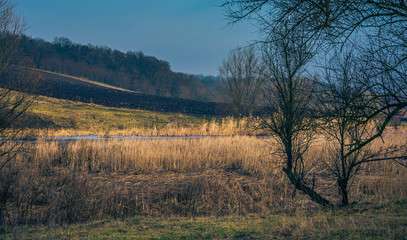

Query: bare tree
[222,0,407,132]
[219,46,263,116]
[259,26,332,206]
[319,51,377,205]
[0,0,40,226]
[319,50,407,205]
[223,0,407,206]
[0,0,23,75]
[0,0,28,169]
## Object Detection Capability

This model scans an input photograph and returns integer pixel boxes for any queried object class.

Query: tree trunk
[338,179,349,206]
[283,167,333,207]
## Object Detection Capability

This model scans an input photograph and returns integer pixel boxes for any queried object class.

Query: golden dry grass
[28,133,407,201]
[27,116,262,137]
[32,136,272,174]
[1,133,406,226]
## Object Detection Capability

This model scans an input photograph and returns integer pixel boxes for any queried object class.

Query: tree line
[15,36,222,102]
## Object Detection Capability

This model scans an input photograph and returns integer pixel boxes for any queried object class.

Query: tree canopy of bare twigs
[222,0,407,206]
[222,0,407,118]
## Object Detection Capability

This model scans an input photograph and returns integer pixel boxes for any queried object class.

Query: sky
[16,0,257,76]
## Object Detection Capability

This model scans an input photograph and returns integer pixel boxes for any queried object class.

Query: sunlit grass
[25,95,203,132]
[17,94,262,136]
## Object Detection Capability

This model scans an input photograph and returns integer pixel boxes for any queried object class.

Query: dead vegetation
[0,134,405,227]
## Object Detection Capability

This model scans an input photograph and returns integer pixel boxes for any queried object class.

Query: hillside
[18,93,206,134]
[15,36,223,102]
[11,92,253,137]
[0,67,231,116]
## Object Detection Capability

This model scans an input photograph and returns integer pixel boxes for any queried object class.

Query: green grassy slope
[19,94,205,135]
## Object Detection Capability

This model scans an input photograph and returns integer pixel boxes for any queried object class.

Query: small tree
[319,51,376,205]
[219,46,263,116]
[259,26,332,206]
[318,51,407,205]
[0,0,28,168]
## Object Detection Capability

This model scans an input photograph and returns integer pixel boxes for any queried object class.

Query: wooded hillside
[15,36,222,101]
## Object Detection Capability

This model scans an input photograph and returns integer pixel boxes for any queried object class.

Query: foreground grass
[4,199,406,240]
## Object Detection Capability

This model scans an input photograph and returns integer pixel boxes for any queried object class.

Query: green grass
[3,199,406,240]
[21,95,206,134]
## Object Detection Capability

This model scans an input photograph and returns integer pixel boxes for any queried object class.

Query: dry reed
[23,117,265,137]
[32,136,272,174]
[0,133,405,225]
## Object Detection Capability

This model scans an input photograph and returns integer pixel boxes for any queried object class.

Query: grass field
[9,89,406,137]
[16,94,257,137]
[27,95,202,130]
[3,199,407,239]
[0,134,405,237]
[23,95,202,134]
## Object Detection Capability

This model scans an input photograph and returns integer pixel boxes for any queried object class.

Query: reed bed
[23,117,265,137]
[1,134,406,226]
[33,136,272,174]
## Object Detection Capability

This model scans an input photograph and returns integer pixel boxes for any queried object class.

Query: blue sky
[16,0,257,75]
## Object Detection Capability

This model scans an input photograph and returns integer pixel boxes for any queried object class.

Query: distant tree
[219,46,263,116]
[0,0,23,75]
[53,36,73,48]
